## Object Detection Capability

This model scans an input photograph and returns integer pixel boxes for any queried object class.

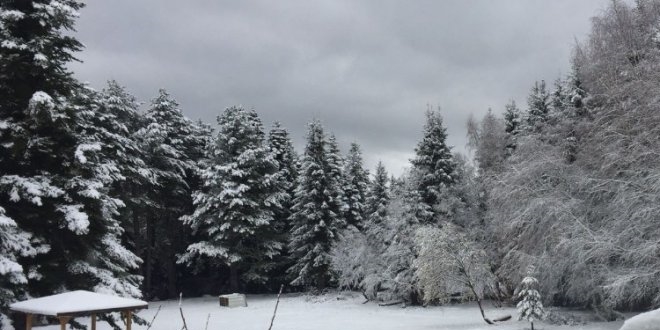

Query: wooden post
[124,310,132,330]
[91,313,97,330]
[25,313,33,330]
[58,316,71,330]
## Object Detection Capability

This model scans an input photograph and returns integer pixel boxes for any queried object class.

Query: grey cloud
[70,0,607,176]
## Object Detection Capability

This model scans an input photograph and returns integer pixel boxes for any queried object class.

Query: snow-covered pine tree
[565,60,587,116]
[97,81,156,259]
[525,80,550,131]
[410,109,455,223]
[503,100,522,154]
[137,89,207,299]
[327,134,348,228]
[180,106,282,291]
[550,77,568,114]
[343,143,369,230]
[267,122,298,288]
[288,121,345,289]
[365,161,390,226]
[268,122,298,241]
[0,207,46,328]
[0,1,142,326]
[517,274,545,330]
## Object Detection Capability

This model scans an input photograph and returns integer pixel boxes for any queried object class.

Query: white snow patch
[75,143,101,164]
[28,91,55,116]
[620,308,660,330]
[10,290,147,316]
[57,204,89,234]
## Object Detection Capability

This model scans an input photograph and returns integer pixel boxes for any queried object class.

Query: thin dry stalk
[145,305,162,330]
[178,293,189,330]
[267,284,284,330]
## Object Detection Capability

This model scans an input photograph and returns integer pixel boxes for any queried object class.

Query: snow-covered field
[35,292,624,330]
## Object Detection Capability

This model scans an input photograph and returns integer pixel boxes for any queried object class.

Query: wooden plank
[58,316,71,330]
[56,304,148,317]
[25,313,32,330]
[124,310,132,330]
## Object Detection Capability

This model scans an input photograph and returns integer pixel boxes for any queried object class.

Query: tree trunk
[466,279,493,324]
[531,321,534,330]
[166,216,177,299]
[145,216,154,299]
[229,264,239,292]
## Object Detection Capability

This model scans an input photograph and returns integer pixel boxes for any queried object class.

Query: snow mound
[620,308,660,330]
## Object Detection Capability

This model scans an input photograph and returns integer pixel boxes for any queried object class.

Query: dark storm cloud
[70,0,607,176]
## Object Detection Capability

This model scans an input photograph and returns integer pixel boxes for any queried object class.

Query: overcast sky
[70,0,608,176]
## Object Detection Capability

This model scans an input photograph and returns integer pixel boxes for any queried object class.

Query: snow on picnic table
[34,292,624,330]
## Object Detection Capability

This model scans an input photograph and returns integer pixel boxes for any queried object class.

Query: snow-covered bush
[415,223,495,322]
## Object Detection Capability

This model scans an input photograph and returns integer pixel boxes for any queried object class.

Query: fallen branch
[378,300,403,307]
[492,315,512,322]
[145,305,162,330]
[268,284,284,330]
[205,313,210,330]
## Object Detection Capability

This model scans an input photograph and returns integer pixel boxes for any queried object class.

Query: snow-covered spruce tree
[525,80,550,132]
[180,106,282,291]
[97,81,157,263]
[410,108,455,223]
[327,134,348,228]
[268,122,298,235]
[0,2,143,327]
[365,161,390,226]
[342,143,369,230]
[288,121,346,290]
[266,122,298,288]
[517,274,545,330]
[503,100,522,154]
[415,223,495,323]
[137,89,208,299]
[0,207,46,328]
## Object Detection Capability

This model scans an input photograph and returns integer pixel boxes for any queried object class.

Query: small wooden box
[219,293,247,308]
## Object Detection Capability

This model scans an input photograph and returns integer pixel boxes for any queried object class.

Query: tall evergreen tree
[343,143,369,230]
[0,1,141,326]
[525,80,550,131]
[180,107,282,291]
[288,121,345,289]
[565,60,587,116]
[410,109,455,222]
[268,122,298,238]
[503,100,522,154]
[99,81,150,253]
[267,122,298,287]
[365,161,390,226]
[137,89,207,299]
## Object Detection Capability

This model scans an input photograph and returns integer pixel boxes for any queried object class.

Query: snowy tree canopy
[288,120,346,289]
[180,106,282,289]
[410,109,455,222]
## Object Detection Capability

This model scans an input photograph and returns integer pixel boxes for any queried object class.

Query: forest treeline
[2,0,660,328]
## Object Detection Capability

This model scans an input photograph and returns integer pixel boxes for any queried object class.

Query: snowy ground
[34,292,624,330]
